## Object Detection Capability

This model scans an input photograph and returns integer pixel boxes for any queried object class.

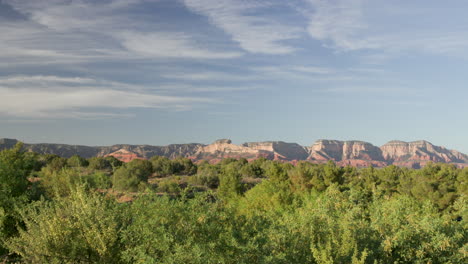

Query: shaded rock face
[0,139,202,159]
[0,139,101,158]
[96,144,203,160]
[1,138,467,168]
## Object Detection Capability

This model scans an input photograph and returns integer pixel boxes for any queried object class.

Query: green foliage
[88,157,113,171]
[120,194,228,263]
[112,159,152,192]
[157,178,182,194]
[40,167,112,197]
[40,167,81,198]
[397,163,460,211]
[370,195,466,263]
[190,162,219,188]
[217,163,243,199]
[67,154,89,167]
[7,186,123,263]
[298,187,377,263]
[288,161,315,192]
[0,143,33,254]
[1,149,467,263]
[0,143,30,197]
[45,156,68,172]
[150,155,174,176]
[150,156,197,176]
[172,157,197,175]
[126,159,153,176]
[240,161,265,178]
[105,156,123,170]
[83,171,112,189]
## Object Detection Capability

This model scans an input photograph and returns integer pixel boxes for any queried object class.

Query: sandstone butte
[104,149,145,163]
[1,138,467,168]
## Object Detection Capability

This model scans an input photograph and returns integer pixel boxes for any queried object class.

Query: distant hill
[1,138,467,168]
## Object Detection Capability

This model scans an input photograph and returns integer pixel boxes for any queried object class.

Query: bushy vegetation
[0,143,466,263]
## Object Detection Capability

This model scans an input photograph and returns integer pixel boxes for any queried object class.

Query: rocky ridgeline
[1,138,467,168]
[307,140,387,167]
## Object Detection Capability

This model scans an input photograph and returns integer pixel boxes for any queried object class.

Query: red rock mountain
[380,140,468,168]
[306,140,387,167]
[1,138,467,167]
[191,139,309,163]
[105,149,146,163]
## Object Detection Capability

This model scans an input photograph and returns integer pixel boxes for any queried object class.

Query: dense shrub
[190,163,219,188]
[1,146,467,263]
[157,178,182,194]
[88,157,113,171]
[67,155,89,167]
[112,159,152,192]
[0,143,34,254]
[8,186,123,263]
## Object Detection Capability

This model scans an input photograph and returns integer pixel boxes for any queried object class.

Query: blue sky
[0,0,467,152]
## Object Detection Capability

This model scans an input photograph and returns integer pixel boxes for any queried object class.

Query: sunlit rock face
[306,140,387,167]
[1,138,467,167]
[192,139,272,163]
[242,141,309,161]
[191,140,309,163]
[380,140,468,167]
[105,149,146,163]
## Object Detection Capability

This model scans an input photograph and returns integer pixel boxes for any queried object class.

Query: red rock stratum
[1,138,467,167]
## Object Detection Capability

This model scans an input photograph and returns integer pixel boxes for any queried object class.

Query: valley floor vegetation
[0,143,466,263]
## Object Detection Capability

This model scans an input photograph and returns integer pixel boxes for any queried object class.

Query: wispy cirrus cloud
[0,75,215,119]
[1,0,241,64]
[306,0,468,57]
[183,0,302,54]
[0,75,97,85]
[306,0,368,51]
[160,71,254,82]
[118,31,242,59]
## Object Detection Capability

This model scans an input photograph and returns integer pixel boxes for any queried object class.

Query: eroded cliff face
[242,141,309,161]
[381,140,468,168]
[307,140,344,161]
[96,143,202,160]
[1,138,467,167]
[190,139,309,163]
[192,139,273,163]
[307,140,387,167]
[105,149,146,163]
[0,139,202,160]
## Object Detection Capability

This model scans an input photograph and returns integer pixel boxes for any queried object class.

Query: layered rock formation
[307,140,387,167]
[381,140,468,168]
[96,143,202,160]
[0,139,202,160]
[1,138,467,167]
[242,141,309,161]
[191,139,309,163]
[105,149,146,163]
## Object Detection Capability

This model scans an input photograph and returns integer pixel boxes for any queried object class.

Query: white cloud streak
[306,0,369,51]
[0,75,214,119]
[306,0,468,56]
[183,0,302,54]
[119,32,242,59]
[1,0,242,63]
